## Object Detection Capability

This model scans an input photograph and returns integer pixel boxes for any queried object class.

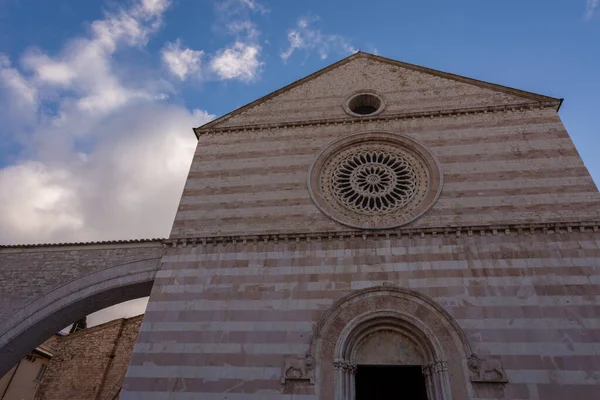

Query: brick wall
[35,315,142,400]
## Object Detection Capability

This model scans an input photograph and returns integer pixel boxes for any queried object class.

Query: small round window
[344,92,385,117]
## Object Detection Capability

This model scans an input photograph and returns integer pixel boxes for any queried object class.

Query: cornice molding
[164,220,600,248]
[3,220,598,250]
[194,101,560,137]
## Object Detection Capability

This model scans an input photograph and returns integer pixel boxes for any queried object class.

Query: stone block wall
[124,229,600,399]
[0,242,164,324]
[173,107,600,238]
[35,315,142,400]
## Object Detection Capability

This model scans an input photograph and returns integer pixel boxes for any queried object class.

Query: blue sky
[0,0,599,247]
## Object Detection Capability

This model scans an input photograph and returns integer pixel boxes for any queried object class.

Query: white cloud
[0,0,214,247]
[211,41,262,81]
[0,55,37,122]
[281,15,357,61]
[162,40,204,80]
[585,0,599,20]
[227,20,260,39]
[218,0,269,16]
[238,0,269,15]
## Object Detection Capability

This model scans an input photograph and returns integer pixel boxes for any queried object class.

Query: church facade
[119,53,600,399]
[4,51,599,400]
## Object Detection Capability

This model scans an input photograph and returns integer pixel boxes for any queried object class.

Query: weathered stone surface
[0,241,163,376]
[35,315,142,400]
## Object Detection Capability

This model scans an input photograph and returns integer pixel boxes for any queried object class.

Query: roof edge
[193,51,563,137]
[193,51,365,137]
[0,238,165,249]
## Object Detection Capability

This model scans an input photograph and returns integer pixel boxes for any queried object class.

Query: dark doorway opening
[355,365,428,400]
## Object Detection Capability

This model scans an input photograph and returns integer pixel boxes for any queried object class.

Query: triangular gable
[195,52,562,135]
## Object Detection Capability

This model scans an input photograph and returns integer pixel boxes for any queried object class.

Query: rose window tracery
[308,132,443,229]
[331,148,419,214]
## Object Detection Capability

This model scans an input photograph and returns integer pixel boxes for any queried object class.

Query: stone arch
[0,257,161,376]
[309,286,474,400]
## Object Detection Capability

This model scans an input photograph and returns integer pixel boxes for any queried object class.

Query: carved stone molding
[164,220,600,248]
[194,101,559,137]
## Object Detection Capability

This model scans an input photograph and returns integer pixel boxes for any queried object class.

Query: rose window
[331,149,419,214]
[309,132,443,229]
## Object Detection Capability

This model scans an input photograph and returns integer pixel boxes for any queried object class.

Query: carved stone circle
[308,132,443,229]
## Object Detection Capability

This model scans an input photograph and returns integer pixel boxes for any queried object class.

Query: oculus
[309,132,443,229]
[343,92,385,117]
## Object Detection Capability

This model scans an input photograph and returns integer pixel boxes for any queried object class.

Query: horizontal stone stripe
[191,139,580,165]
[155,261,600,279]
[139,320,314,333]
[458,318,600,330]
[129,352,296,368]
[172,207,600,232]
[189,140,575,176]
[537,384,600,399]
[127,350,600,372]
[178,177,596,205]
[173,198,600,221]
[159,251,599,268]
[144,294,600,313]
[133,341,309,355]
[127,365,281,380]
[122,390,316,400]
[136,329,308,344]
[175,191,599,215]
[189,154,313,173]
[180,167,589,197]
[476,342,600,356]
[148,285,600,307]
[501,354,600,371]
[200,116,563,149]
[449,305,600,320]
[140,309,317,324]
[123,378,290,396]
[139,305,600,325]
[504,369,600,385]
[463,328,600,343]
[178,183,595,210]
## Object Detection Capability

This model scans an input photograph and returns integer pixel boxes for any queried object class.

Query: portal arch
[310,286,474,399]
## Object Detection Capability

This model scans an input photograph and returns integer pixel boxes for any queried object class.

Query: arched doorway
[310,286,475,400]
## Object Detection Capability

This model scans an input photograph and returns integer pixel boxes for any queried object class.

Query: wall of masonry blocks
[35,315,143,400]
[174,107,600,239]
[123,228,600,399]
[0,241,164,376]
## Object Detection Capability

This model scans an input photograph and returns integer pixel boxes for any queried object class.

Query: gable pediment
[195,52,561,134]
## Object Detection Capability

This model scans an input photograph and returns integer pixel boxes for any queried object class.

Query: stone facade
[120,53,600,399]
[35,315,143,400]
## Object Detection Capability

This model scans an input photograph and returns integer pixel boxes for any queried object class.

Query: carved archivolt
[306,286,508,400]
[308,132,443,229]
